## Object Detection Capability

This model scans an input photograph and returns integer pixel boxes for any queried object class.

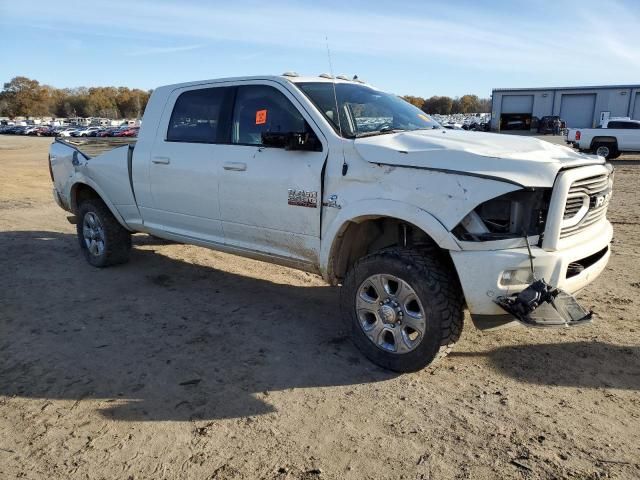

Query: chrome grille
[563,196,585,219]
[560,173,611,238]
[567,174,609,195]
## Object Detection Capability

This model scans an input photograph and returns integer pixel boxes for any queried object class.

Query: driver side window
[231,85,306,146]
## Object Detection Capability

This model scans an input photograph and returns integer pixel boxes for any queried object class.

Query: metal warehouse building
[491,84,640,132]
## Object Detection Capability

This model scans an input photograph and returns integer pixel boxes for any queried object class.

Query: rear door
[218,82,326,265]
[143,85,232,243]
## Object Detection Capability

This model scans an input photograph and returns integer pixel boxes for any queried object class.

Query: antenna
[325,37,343,138]
[325,36,348,175]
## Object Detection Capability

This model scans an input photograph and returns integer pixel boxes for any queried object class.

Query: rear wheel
[77,199,131,267]
[593,142,617,160]
[341,248,464,372]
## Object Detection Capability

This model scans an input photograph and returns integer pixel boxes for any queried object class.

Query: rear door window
[167,87,228,143]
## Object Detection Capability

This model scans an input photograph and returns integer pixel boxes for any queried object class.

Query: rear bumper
[451,220,612,329]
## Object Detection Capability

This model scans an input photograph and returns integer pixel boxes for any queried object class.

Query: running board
[494,279,592,328]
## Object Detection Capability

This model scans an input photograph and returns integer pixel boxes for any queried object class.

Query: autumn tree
[402,95,426,110]
[456,94,481,114]
[0,75,488,119]
[0,77,51,117]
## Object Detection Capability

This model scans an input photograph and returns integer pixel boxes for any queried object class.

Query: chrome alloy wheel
[82,212,105,257]
[356,274,427,353]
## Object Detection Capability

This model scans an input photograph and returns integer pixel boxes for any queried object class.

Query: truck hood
[354,129,604,187]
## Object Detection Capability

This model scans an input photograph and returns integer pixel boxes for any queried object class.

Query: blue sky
[1,0,639,97]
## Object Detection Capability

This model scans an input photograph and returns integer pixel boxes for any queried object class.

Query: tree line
[0,77,151,119]
[0,76,491,119]
[402,94,491,114]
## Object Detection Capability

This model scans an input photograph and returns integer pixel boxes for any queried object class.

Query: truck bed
[55,137,136,158]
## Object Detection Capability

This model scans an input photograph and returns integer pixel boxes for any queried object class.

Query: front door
[218,83,326,264]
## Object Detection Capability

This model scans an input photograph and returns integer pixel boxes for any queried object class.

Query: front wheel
[341,248,464,372]
[77,199,131,267]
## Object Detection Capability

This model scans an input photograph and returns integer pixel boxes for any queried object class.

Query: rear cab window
[607,121,640,129]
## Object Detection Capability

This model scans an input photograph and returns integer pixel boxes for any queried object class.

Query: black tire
[592,142,618,160]
[76,199,131,267]
[341,247,464,372]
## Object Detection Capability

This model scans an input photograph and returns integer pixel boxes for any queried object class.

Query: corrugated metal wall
[501,95,534,114]
[560,94,597,128]
[491,85,640,131]
[633,92,640,120]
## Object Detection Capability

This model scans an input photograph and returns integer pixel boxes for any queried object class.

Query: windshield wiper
[356,127,407,138]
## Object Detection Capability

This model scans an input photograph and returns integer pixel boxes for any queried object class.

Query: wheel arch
[70,181,131,231]
[320,199,461,285]
[590,136,618,149]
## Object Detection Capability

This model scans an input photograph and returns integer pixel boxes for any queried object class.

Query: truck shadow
[450,342,640,391]
[0,230,395,422]
[2,232,637,423]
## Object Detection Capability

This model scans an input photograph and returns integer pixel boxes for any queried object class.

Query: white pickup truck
[567,118,640,159]
[49,74,614,372]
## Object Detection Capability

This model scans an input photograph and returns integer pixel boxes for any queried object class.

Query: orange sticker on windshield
[256,109,267,125]
[418,114,430,122]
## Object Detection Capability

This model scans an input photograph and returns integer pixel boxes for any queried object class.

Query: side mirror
[261,131,321,151]
[285,132,322,151]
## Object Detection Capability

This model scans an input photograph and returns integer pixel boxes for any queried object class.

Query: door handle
[152,156,171,165]
[223,162,247,171]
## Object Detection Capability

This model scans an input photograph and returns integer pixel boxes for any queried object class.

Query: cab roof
[155,74,372,92]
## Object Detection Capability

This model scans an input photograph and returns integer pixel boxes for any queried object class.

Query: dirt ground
[0,135,638,480]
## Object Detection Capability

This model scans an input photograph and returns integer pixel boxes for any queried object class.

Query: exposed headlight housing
[453,189,552,242]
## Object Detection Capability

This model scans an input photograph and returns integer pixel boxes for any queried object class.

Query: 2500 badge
[288,189,318,208]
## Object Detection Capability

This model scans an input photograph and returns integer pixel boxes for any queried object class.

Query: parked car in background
[23,126,40,135]
[57,128,79,137]
[567,117,640,159]
[73,126,102,137]
[97,127,122,137]
[113,126,139,137]
[87,128,108,137]
[33,126,56,136]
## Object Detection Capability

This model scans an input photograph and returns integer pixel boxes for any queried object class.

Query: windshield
[296,82,440,138]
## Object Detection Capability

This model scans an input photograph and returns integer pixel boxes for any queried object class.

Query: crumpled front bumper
[450,220,612,330]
